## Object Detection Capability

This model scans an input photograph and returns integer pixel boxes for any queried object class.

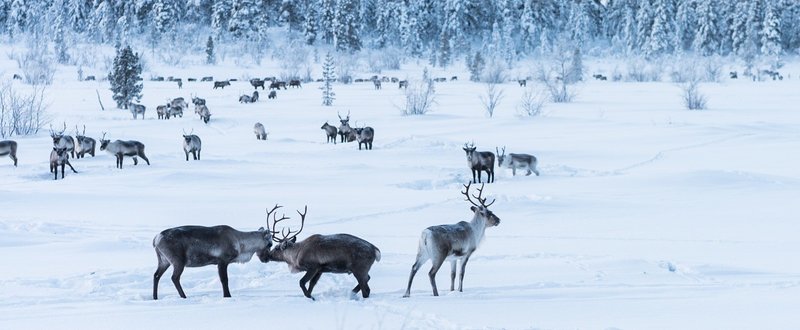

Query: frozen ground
[1,57,800,329]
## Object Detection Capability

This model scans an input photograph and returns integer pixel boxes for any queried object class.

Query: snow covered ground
[1,57,800,329]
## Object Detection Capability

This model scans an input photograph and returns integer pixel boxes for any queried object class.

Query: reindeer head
[254,226,273,263]
[337,111,351,126]
[496,146,506,166]
[182,129,194,143]
[267,204,307,253]
[463,142,477,159]
[462,183,500,227]
[99,132,110,150]
[321,122,329,130]
[52,147,68,158]
[50,123,66,143]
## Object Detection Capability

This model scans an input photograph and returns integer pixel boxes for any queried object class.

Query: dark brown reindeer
[267,205,381,300]
[353,125,374,150]
[250,78,265,90]
[152,223,272,299]
[497,146,539,176]
[99,132,150,169]
[321,122,338,144]
[50,147,77,180]
[0,140,18,166]
[403,183,500,297]
[463,143,495,183]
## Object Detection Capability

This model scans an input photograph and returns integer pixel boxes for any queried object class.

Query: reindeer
[170,97,189,111]
[270,81,288,90]
[321,122,338,144]
[176,79,183,89]
[239,91,259,103]
[191,96,206,106]
[497,147,539,176]
[130,103,146,119]
[152,223,272,299]
[74,125,96,158]
[213,80,231,89]
[198,106,211,124]
[289,80,302,88]
[403,183,500,297]
[182,130,202,161]
[463,143,495,183]
[398,80,408,89]
[50,147,77,180]
[250,78,265,90]
[267,205,381,300]
[353,126,374,150]
[254,123,268,140]
[166,106,183,119]
[373,80,381,90]
[268,90,277,99]
[201,76,214,82]
[99,133,150,169]
[337,111,355,143]
[518,79,527,87]
[0,140,18,166]
[156,104,168,119]
[50,123,76,159]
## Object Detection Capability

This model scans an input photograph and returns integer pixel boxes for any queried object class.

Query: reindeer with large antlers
[74,125,96,158]
[337,111,356,143]
[403,183,501,297]
[267,205,381,300]
[50,123,75,159]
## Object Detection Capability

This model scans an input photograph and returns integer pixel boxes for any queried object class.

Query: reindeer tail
[374,247,381,262]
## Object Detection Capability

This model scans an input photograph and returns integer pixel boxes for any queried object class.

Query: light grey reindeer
[166,105,183,119]
[254,122,268,140]
[74,125,96,158]
[337,111,356,143]
[182,130,202,161]
[321,122,337,144]
[191,95,206,106]
[403,183,500,297]
[156,104,168,120]
[267,205,381,300]
[463,143,495,183]
[353,125,374,150]
[50,147,77,180]
[239,91,259,103]
[99,132,151,169]
[152,223,272,299]
[0,140,18,166]
[198,105,211,124]
[50,123,76,159]
[130,103,146,119]
[497,146,539,176]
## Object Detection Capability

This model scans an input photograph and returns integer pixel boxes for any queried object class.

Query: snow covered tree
[108,45,143,109]
[321,52,336,106]
[438,31,451,67]
[674,0,698,53]
[211,0,232,39]
[467,51,485,82]
[335,0,361,52]
[206,36,216,64]
[761,0,782,59]
[153,0,178,35]
[645,0,677,57]
[303,1,319,45]
[521,0,557,54]
[693,0,719,56]
[320,0,335,45]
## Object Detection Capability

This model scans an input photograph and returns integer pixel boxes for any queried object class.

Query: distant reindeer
[99,132,151,169]
[321,122,338,144]
[152,224,272,299]
[156,105,168,120]
[267,205,381,300]
[268,90,277,99]
[254,123,268,140]
[337,111,355,143]
[451,76,458,81]
[176,79,183,89]
[239,91,259,103]
[166,105,183,119]
[496,147,539,176]
[171,97,189,111]
[74,125,96,158]
[50,147,77,180]
[398,80,408,89]
[84,75,96,81]
[191,96,206,106]
[729,71,738,79]
[250,78,265,90]
[353,126,374,150]
[403,183,500,297]
[129,103,146,119]
[373,80,381,90]
[0,140,18,166]
[289,80,302,88]
[269,81,287,90]
[518,79,527,87]
[201,76,214,82]
[182,130,202,161]
[198,105,211,124]
[463,143,495,183]
[50,123,76,159]
[213,80,231,89]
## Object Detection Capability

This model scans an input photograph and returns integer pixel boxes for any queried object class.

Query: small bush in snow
[399,80,436,116]
[517,87,547,117]
[14,41,55,85]
[537,52,578,103]
[0,82,49,138]
[482,60,506,84]
[703,58,723,82]
[479,83,504,118]
[680,80,707,110]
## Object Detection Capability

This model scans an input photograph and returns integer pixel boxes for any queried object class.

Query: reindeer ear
[470,205,478,213]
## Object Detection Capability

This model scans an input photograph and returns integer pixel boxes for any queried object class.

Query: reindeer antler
[101,131,107,141]
[461,183,495,208]
[268,205,307,243]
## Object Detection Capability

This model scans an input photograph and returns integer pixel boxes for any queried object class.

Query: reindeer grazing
[182,130,202,161]
[130,103,146,119]
[403,183,500,297]
[373,80,381,90]
[99,133,151,169]
[213,80,231,89]
[321,122,337,144]
[191,96,206,106]
[463,143,495,183]
[268,90,277,99]
[239,91,259,103]
[74,125,96,158]
[250,78,265,90]
[166,105,183,119]
[353,126,374,150]
[156,105,168,120]
[0,140,18,166]
[289,79,302,88]
[497,147,539,176]
[254,123,268,140]
[152,224,272,299]
[267,205,381,300]
[337,111,355,143]
[50,147,77,180]
[198,105,211,124]
[50,123,75,159]
[398,80,408,89]
[518,79,527,87]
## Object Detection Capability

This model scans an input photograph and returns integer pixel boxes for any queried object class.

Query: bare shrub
[703,57,723,82]
[626,58,663,82]
[517,87,547,117]
[337,53,358,84]
[399,80,436,116]
[479,83,504,118]
[0,82,49,138]
[680,80,707,110]
[537,60,577,103]
[14,40,55,85]
[482,60,506,83]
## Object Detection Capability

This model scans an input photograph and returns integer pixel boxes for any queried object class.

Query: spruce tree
[321,52,336,106]
[108,45,143,109]
[206,36,216,64]
[467,51,485,82]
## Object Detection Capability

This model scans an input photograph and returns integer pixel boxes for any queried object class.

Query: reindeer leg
[171,263,187,298]
[404,253,430,297]
[458,254,473,292]
[141,153,150,165]
[354,273,371,298]
[449,260,457,291]
[133,156,139,166]
[60,164,65,179]
[307,271,324,295]
[428,255,446,296]
[185,151,189,161]
[153,254,170,300]
[65,160,77,173]
[218,263,231,298]
[299,269,320,300]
